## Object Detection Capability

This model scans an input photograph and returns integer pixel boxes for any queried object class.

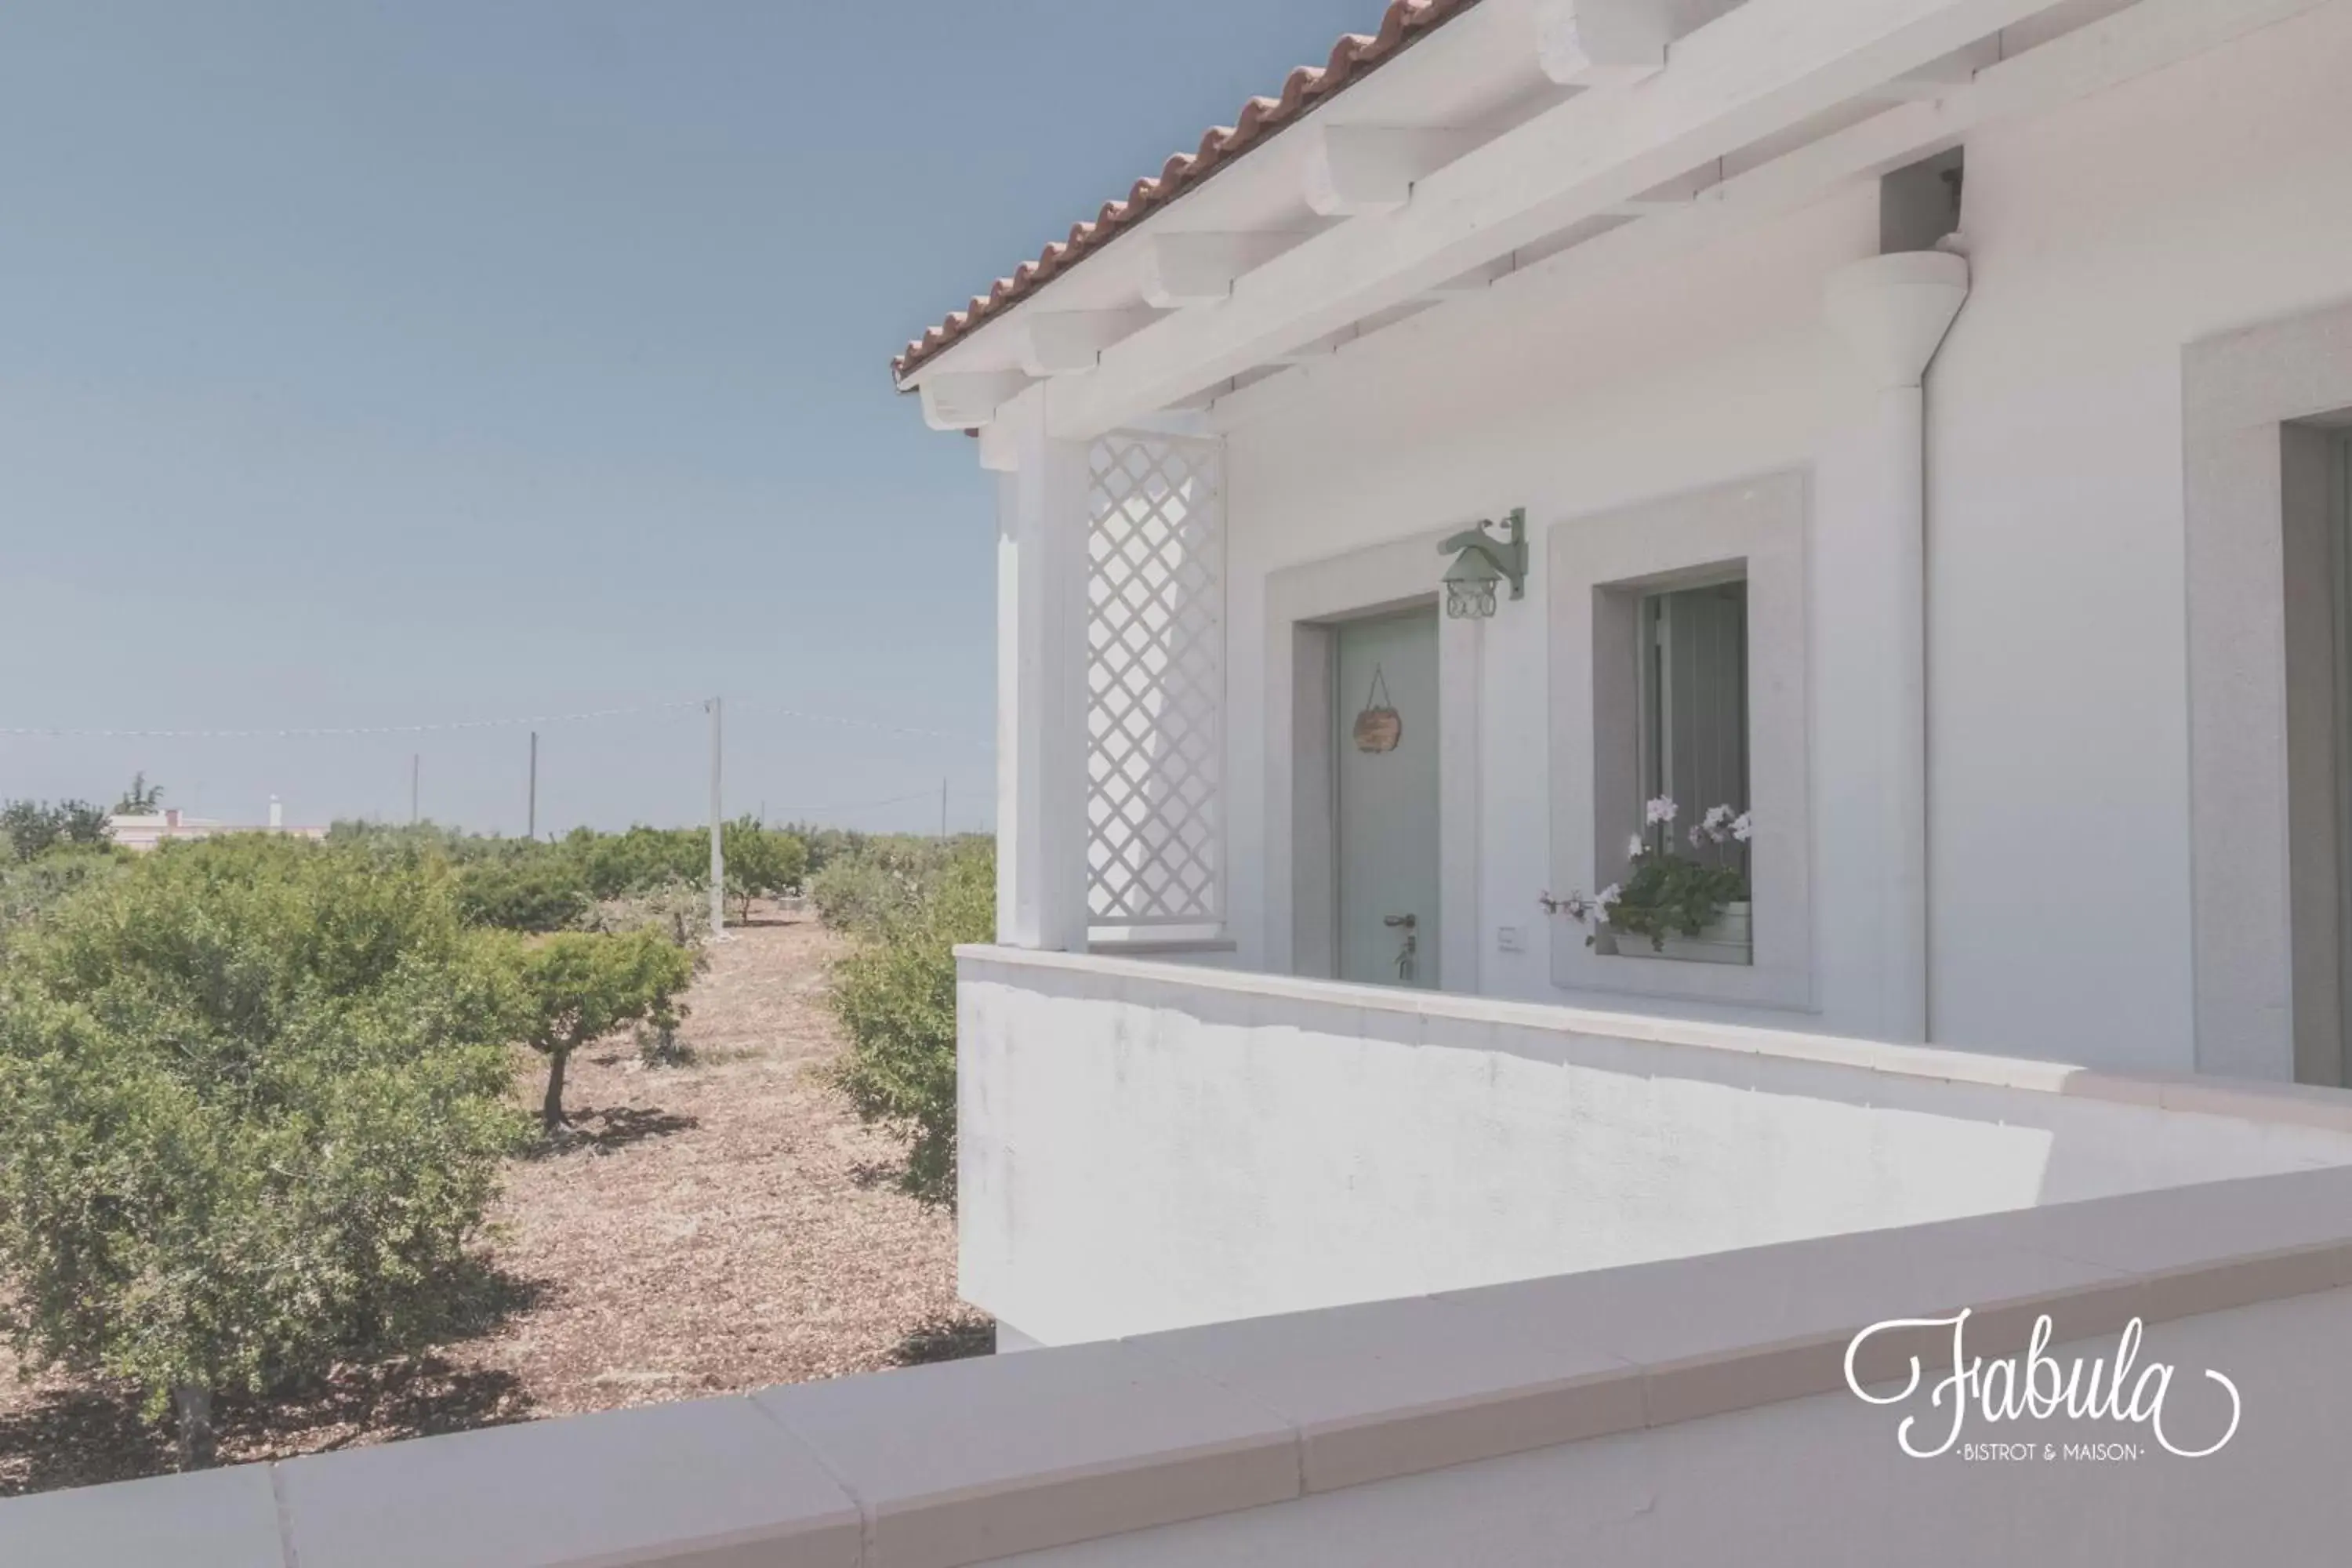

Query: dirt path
[0,913,985,1497]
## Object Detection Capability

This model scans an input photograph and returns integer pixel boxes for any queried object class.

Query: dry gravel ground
[0,911,988,1497]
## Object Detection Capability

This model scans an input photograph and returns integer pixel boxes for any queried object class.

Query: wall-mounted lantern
[1437,508,1528,619]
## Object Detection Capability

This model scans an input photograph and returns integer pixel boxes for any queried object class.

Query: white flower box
[1596,901,1752,966]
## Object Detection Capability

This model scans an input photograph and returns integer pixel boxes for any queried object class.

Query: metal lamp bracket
[1437,507,1529,607]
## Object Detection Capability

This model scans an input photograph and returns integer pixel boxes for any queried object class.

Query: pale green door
[1334,605,1441,989]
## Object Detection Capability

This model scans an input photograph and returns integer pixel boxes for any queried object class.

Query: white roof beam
[1601,162,1724,216]
[1860,37,2005,100]
[1270,328,1352,366]
[919,370,1032,432]
[1050,0,2096,441]
[1017,310,1161,377]
[1203,0,2328,432]
[1535,0,1748,86]
[1112,409,1215,439]
[1137,233,1301,307]
[1417,257,1515,299]
[1301,125,1484,217]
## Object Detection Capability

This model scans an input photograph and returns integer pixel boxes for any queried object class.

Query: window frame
[1548,470,1814,1009]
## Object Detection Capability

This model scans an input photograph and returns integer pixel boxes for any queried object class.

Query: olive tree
[721,818,807,925]
[0,837,524,1469]
[2,797,110,862]
[512,930,696,1131]
[826,844,993,1203]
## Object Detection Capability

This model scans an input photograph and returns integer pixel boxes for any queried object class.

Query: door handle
[1384,913,1417,980]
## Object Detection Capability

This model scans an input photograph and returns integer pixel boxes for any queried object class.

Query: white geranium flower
[1544,890,1596,924]
[1730,811,1755,843]
[1594,883,1622,921]
[1689,826,1708,850]
[1626,833,1646,861]
[1703,804,1734,830]
[1644,796,1678,826]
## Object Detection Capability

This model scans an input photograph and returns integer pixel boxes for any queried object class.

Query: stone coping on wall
[12,1162,2352,1567]
[956,943,2352,1134]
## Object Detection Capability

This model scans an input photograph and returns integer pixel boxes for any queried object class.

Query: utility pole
[527,731,539,840]
[706,697,725,941]
[941,776,949,840]
[409,754,419,825]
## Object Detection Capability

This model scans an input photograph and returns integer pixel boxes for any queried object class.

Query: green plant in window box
[1541,798,1751,951]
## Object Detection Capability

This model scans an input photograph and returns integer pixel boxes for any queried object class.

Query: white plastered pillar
[1824,249,1969,1044]
[985,387,1093,952]
[1439,609,1483,996]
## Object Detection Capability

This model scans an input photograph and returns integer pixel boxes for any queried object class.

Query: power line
[766,788,943,817]
[722,699,988,747]
[0,701,702,741]
[0,698,989,747]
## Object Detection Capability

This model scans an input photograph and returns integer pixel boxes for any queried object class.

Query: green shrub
[809,836,962,937]
[0,837,525,1469]
[721,818,808,924]
[0,844,125,935]
[579,877,710,950]
[2,797,110,861]
[456,849,593,932]
[509,930,697,1131]
[569,825,706,901]
[826,844,993,1205]
[782,823,870,879]
[808,856,906,935]
[324,820,804,929]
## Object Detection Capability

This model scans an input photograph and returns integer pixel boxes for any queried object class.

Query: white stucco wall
[1213,2,2352,1070]
[957,953,2352,1348]
[1926,5,2352,1069]
[989,1283,2352,1568]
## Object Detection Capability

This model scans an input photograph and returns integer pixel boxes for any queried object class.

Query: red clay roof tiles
[891,0,1486,385]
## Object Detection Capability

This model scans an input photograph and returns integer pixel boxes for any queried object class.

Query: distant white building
[107,797,326,851]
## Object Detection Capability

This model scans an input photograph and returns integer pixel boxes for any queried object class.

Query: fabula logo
[1843,1309,2240,1460]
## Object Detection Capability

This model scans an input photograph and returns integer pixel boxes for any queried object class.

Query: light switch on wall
[1496,925,1524,953]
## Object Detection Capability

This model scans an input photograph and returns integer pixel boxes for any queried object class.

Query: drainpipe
[1825,249,1969,1044]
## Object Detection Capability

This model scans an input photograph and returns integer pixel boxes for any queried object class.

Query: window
[1639,579,1750,828]
[1548,472,1812,1010]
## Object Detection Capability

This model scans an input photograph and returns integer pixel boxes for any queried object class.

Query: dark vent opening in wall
[1879,147,1965,254]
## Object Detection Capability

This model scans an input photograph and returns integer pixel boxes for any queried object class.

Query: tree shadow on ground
[0,1380,172,1497]
[0,1262,547,1498]
[227,1356,532,1455]
[890,1313,997,1367]
[847,1158,902,1191]
[532,1105,700,1159]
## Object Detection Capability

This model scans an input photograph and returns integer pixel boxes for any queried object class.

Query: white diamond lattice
[1087,436,1225,927]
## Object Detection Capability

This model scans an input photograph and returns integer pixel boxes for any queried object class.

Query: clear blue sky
[0,1,1371,835]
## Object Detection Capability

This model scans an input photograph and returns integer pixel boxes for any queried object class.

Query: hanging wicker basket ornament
[1352,665,1402,754]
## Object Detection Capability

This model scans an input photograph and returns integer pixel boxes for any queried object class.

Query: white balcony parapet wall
[16,1163,2352,1566]
[956,946,2352,1346]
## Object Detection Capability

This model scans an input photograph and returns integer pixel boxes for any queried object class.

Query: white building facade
[27,3,2352,1554]
[897,0,2352,1346]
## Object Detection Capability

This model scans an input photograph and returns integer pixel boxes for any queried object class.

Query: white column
[1825,249,1969,1044]
[993,391,1094,952]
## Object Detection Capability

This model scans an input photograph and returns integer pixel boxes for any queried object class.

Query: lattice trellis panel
[1087,434,1225,927]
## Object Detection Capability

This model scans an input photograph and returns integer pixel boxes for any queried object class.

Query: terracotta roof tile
[891,0,1486,385]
